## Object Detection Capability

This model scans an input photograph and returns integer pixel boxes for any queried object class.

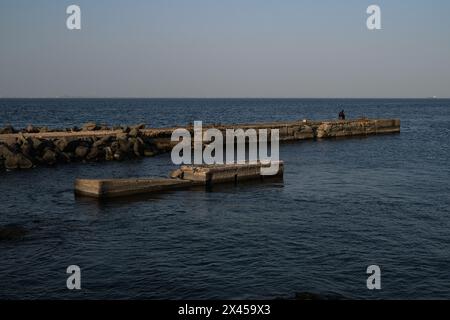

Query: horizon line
[0,97,448,100]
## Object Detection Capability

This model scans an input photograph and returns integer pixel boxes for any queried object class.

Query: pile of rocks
[0,122,117,135]
[0,123,163,170]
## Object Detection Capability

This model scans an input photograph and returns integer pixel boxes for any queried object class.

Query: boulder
[129,128,139,138]
[118,138,131,154]
[16,153,33,169]
[20,141,34,157]
[65,139,81,153]
[0,125,15,134]
[42,148,57,165]
[105,147,114,161]
[0,224,28,241]
[99,125,110,131]
[86,146,104,160]
[75,145,89,158]
[93,136,112,148]
[116,132,128,140]
[169,169,183,179]
[31,138,43,151]
[4,153,33,169]
[4,154,18,169]
[294,125,315,140]
[0,144,13,159]
[131,123,146,130]
[82,122,98,131]
[25,124,38,133]
[55,138,69,152]
[133,138,144,156]
[39,126,49,133]
[113,150,125,161]
[58,151,72,163]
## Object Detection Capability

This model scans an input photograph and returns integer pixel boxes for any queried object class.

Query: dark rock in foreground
[0,224,29,241]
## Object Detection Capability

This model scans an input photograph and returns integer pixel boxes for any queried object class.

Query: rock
[316,123,331,139]
[58,151,72,163]
[55,138,69,152]
[93,136,112,148]
[17,132,28,144]
[16,154,33,169]
[42,149,57,165]
[118,139,131,154]
[99,125,110,131]
[133,138,144,156]
[4,153,32,169]
[31,138,44,151]
[82,122,98,131]
[105,147,114,161]
[75,145,89,158]
[29,138,55,153]
[25,124,38,133]
[169,169,183,179]
[129,128,139,138]
[86,146,103,160]
[20,141,34,157]
[116,132,128,140]
[113,150,125,161]
[65,139,84,153]
[39,126,49,133]
[4,154,18,169]
[0,125,15,134]
[0,144,13,159]
[131,123,146,130]
[294,125,314,140]
[0,224,28,241]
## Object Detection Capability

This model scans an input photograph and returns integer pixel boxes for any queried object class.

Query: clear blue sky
[0,0,449,98]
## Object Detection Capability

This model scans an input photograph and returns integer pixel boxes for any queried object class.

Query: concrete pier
[1,119,400,170]
[0,119,400,142]
[75,161,284,198]
[74,178,193,198]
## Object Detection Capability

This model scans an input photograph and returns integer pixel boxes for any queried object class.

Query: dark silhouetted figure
[338,110,346,120]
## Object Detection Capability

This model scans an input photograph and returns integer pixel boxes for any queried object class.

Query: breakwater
[0,119,400,170]
[75,161,284,198]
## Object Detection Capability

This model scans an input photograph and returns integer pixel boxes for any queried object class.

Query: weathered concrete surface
[75,178,193,198]
[174,161,284,184]
[0,119,400,142]
[75,161,284,198]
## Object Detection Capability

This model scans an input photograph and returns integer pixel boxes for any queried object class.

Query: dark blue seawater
[0,99,449,299]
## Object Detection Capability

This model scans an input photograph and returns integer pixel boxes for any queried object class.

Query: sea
[0,98,449,299]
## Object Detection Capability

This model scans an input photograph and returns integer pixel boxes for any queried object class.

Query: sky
[0,0,449,98]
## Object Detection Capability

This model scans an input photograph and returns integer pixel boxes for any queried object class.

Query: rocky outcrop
[0,224,28,241]
[0,125,160,171]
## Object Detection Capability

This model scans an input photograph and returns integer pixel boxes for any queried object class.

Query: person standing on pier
[338,110,346,120]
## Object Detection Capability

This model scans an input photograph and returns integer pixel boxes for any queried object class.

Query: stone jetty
[0,119,400,171]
